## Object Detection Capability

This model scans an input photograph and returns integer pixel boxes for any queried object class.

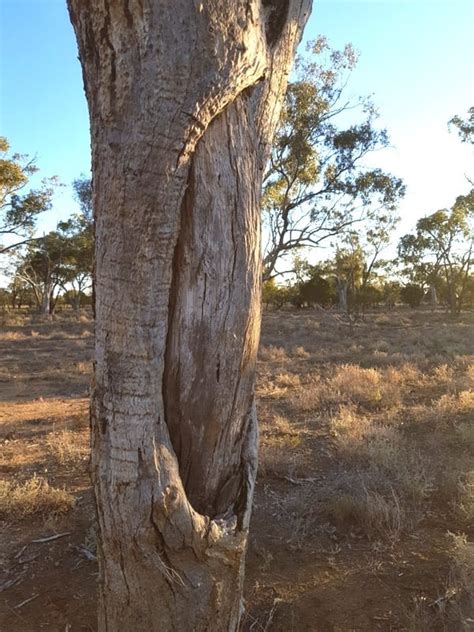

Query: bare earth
[1,308,473,631]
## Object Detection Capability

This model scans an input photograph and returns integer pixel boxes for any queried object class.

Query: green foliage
[262,278,301,309]
[9,177,93,313]
[381,281,400,308]
[299,274,334,307]
[72,176,93,222]
[0,137,57,253]
[398,191,474,313]
[449,106,474,145]
[356,284,383,309]
[262,36,404,279]
[400,284,425,309]
[61,289,92,308]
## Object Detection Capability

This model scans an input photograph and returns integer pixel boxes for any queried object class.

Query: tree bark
[337,279,348,313]
[67,2,311,630]
[39,282,51,315]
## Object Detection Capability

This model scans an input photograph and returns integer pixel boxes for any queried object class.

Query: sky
[0,0,473,257]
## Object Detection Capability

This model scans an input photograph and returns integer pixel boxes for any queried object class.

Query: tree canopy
[0,137,58,254]
[262,37,405,279]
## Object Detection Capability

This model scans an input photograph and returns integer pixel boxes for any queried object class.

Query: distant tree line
[0,41,472,318]
[0,145,93,314]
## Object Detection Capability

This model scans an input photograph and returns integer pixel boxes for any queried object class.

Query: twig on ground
[14,593,40,609]
[0,575,23,592]
[14,544,28,559]
[31,532,71,544]
[284,475,318,485]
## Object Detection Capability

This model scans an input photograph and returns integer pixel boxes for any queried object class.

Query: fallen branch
[14,593,40,609]
[284,475,319,486]
[31,532,70,544]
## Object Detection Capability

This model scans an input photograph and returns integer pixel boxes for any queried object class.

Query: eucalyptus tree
[56,214,93,310]
[450,106,474,145]
[67,2,311,630]
[13,230,68,314]
[0,137,57,254]
[399,191,474,313]
[262,37,405,279]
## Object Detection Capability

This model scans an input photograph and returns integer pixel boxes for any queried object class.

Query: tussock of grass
[259,345,288,362]
[457,422,474,450]
[274,372,301,388]
[324,483,404,544]
[272,414,298,436]
[292,346,310,359]
[325,405,432,540]
[0,475,75,520]
[437,391,474,416]
[46,430,89,464]
[329,364,401,408]
[445,532,474,629]
[457,471,474,523]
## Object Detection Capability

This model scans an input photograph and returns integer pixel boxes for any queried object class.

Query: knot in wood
[164,485,179,503]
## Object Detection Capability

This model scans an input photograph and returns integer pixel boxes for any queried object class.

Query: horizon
[0,0,473,284]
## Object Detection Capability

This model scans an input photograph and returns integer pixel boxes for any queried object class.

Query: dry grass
[0,475,75,520]
[449,533,474,618]
[258,308,474,556]
[274,372,301,389]
[317,408,432,542]
[328,364,402,408]
[324,484,405,544]
[457,471,474,523]
[259,345,288,362]
[1,306,473,630]
[272,414,299,436]
[331,365,385,405]
[46,430,89,464]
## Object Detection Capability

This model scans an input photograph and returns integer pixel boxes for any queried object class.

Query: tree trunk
[429,283,438,306]
[337,279,348,313]
[39,284,51,315]
[73,291,81,311]
[67,2,311,630]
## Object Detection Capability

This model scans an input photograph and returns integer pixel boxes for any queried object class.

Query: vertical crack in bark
[163,92,261,521]
[162,153,195,485]
[100,0,117,114]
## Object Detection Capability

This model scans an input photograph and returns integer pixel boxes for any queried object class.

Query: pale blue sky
[1,0,473,243]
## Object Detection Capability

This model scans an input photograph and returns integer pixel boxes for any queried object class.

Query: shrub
[400,284,425,308]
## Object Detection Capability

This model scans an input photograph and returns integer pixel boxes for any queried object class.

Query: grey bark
[67,2,311,631]
[39,286,50,315]
[337,279,348,313]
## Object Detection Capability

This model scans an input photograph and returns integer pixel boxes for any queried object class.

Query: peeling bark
[67,1,311,630]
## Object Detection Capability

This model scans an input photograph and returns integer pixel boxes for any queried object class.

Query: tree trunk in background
[39,281,51,315]
[67,2,311,630]
[429,283,438,306]
[337,280,348,313]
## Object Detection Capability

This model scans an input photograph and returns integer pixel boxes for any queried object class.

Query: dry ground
[0,307,473,631]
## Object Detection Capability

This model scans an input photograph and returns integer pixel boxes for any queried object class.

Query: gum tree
[67,2,311,630]
[262,38,404,280]
[0,137,57,254]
